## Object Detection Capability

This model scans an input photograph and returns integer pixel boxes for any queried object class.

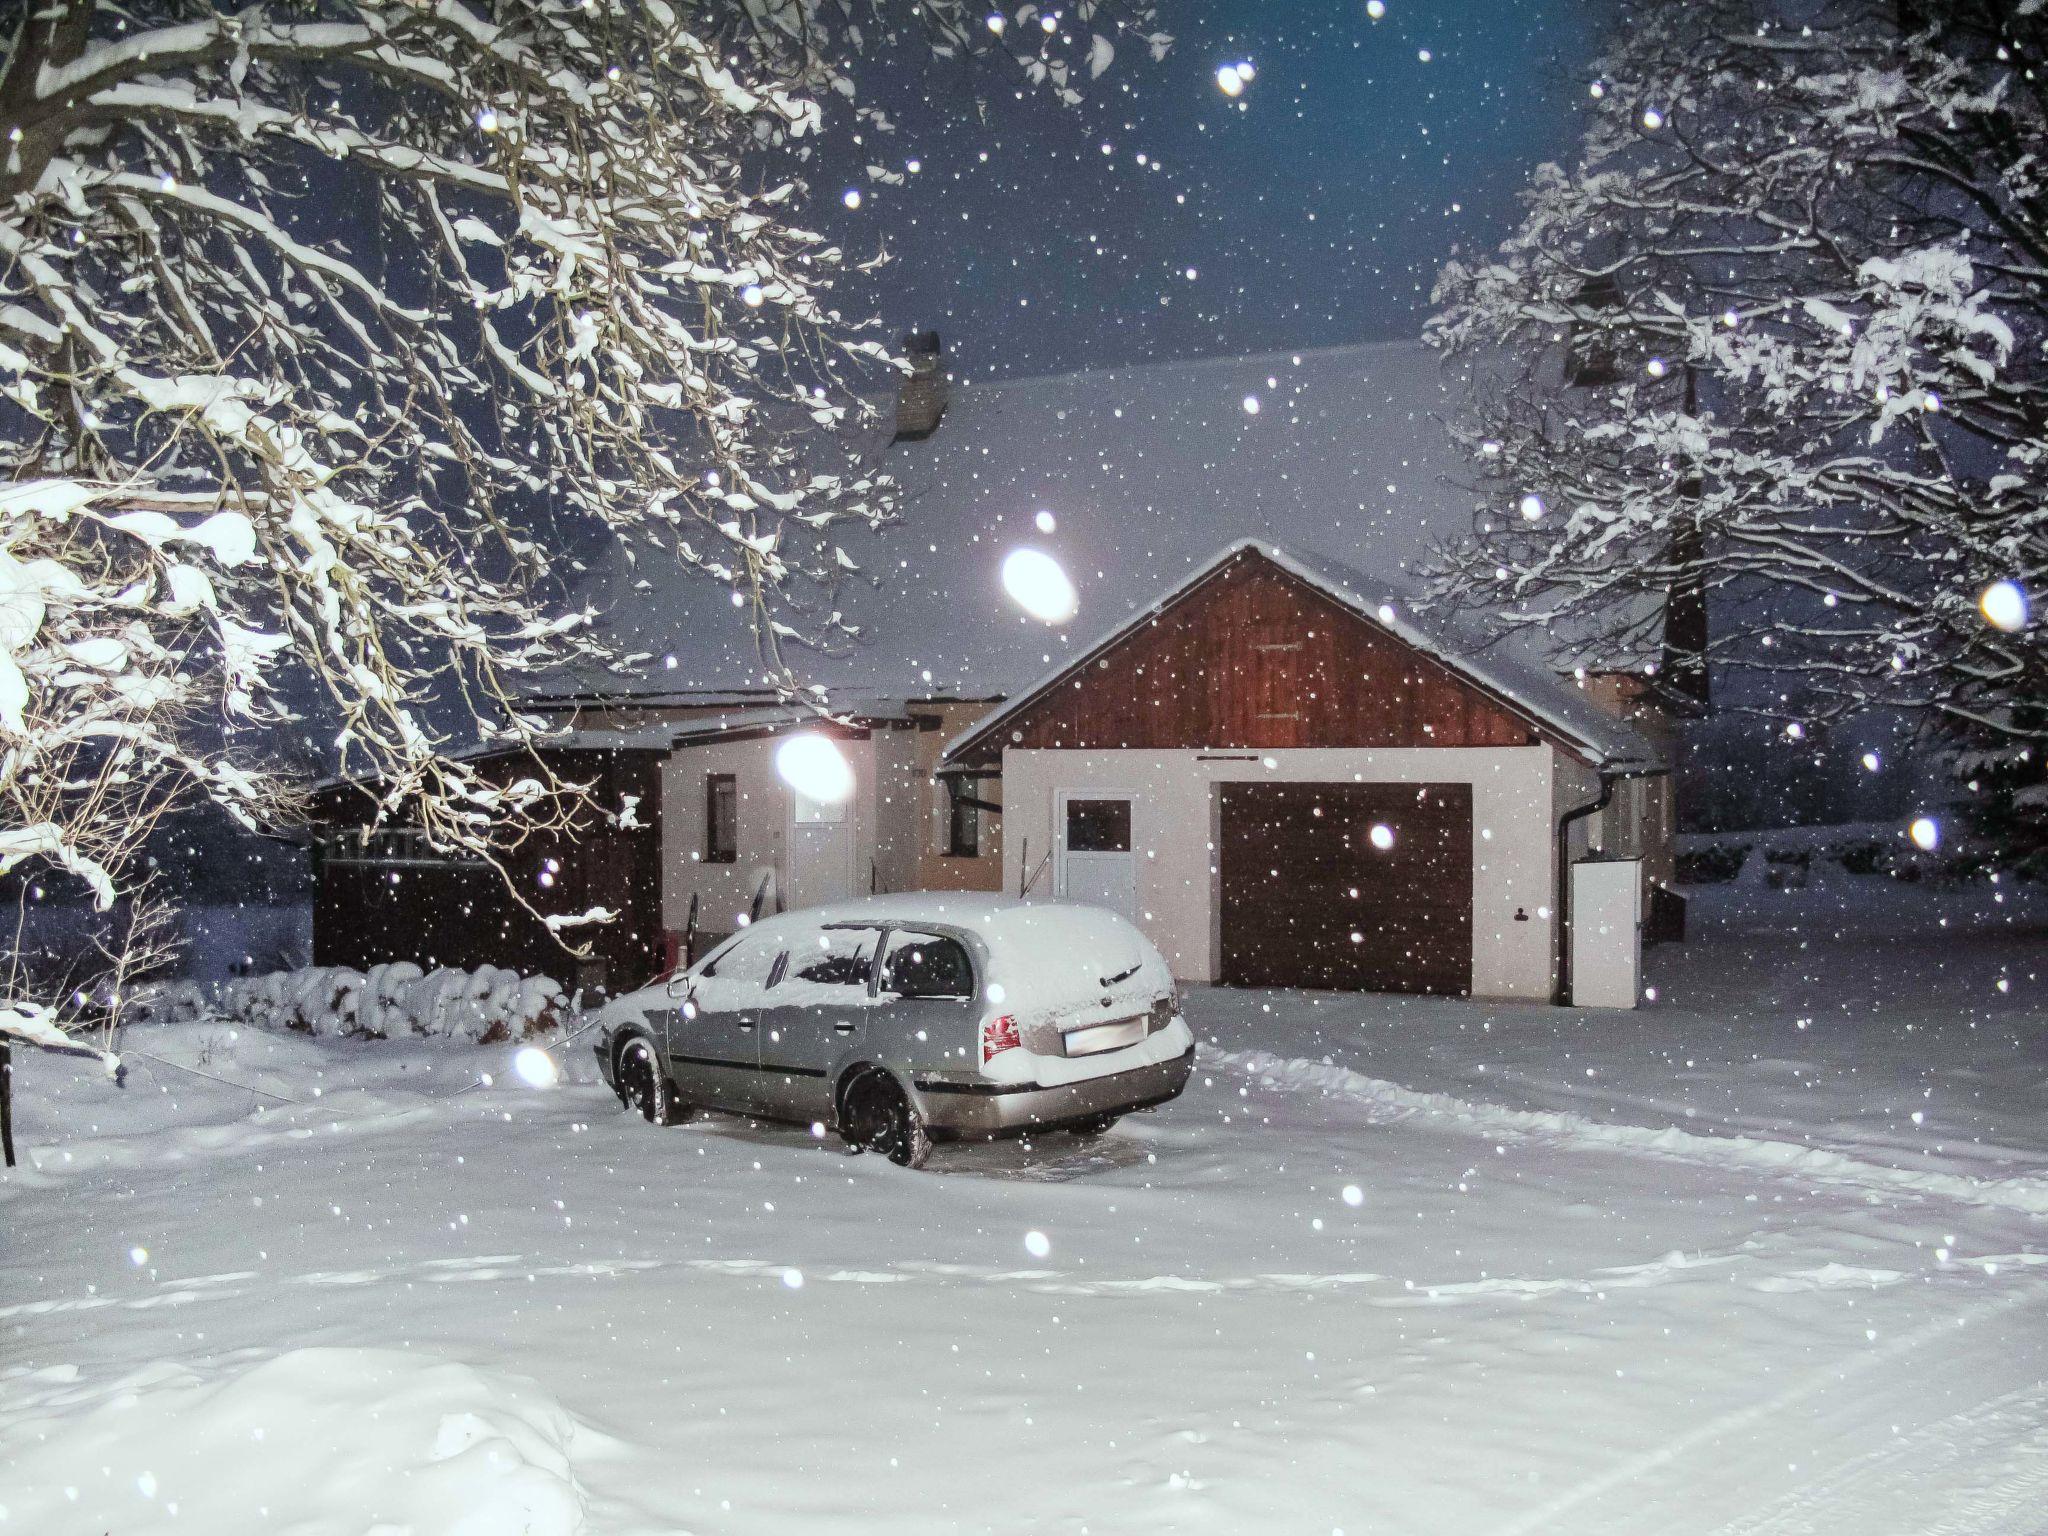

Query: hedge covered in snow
[136,964,565,1044]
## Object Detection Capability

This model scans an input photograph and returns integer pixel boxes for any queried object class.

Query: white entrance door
[787,786,854,910]
[1057,792,1138,921]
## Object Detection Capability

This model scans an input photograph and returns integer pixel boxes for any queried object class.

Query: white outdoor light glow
[512,1045,560,1089]
[776,733,856,805]
[1980,579,2028,633]
[1369,823,1395,850]
[1001,547,1079,624]
[1909,816,1940,852]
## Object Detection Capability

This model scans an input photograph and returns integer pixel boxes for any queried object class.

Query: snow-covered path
[3,879,2044,1534]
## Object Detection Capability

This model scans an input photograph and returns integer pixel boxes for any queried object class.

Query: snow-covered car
[593,894,1196,1167]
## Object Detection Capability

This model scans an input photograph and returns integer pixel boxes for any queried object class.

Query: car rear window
[880,931,974,999]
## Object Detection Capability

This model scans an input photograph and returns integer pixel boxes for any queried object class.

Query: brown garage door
[1219,782,1473,994]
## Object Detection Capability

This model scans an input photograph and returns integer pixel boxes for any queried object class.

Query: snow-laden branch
[1427,0,2047,755]
[0,0,1160,1051]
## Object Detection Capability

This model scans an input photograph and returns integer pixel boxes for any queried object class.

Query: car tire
[839,1071,932,1169]
[1069,1113,1121,1139]
[619,1039,690,1127]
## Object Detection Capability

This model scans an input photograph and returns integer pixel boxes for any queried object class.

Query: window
[787,927,880,990]
[944,777,981,858]
[1064,797,1131,853]
[791,785,847,825]
[705,773,737,863]
[880,931,974,1000]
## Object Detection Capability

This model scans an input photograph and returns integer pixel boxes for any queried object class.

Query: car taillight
[1147,993,1178,1033]
[980,1013,1021,1065]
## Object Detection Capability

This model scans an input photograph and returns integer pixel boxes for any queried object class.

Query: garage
[1219,781,1473,994]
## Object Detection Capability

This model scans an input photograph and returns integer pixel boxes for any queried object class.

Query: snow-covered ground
[4,871,2045,1535]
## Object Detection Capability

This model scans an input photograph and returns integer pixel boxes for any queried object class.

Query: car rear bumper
[911,1042,1196,1140]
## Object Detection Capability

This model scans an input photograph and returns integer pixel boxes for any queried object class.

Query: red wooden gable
[967,550,1543,757]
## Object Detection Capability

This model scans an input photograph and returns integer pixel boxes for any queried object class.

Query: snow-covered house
[315,339,1677,1001]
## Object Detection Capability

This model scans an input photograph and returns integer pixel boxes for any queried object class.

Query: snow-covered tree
[0,0,1160,1059]
[1427,1,2045,762]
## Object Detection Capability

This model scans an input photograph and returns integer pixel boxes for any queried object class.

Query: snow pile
[0,1347,597,1536]
[135,963,564,1043]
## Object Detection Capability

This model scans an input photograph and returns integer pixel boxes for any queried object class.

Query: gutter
[1554,766,1667,1006]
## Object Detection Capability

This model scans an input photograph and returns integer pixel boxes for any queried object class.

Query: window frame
[704,772,738,864]
[877,927,977,1002]
[943,776,981,859]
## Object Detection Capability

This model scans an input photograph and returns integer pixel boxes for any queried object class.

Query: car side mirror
[666,972,692,1001]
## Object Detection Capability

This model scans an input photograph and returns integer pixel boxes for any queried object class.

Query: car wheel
[619,1039,690,1127]
[839,1072,931,1169]
[1069,1113,1121,1139]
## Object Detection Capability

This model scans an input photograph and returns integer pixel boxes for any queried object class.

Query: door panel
[1059,794,1137,921]
[873,929,979,1087]
[1219,782,1472,994]
[672,931,784,1112]
[787,787,854,910]
[756,926,883,1121]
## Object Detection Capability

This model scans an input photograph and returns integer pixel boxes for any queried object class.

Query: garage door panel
[1219,781,1473,995]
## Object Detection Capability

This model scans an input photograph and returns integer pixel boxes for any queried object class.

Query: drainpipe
[1554,775,1615,1006]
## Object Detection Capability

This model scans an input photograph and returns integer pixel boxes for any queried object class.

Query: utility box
[1570,858,1643,1009]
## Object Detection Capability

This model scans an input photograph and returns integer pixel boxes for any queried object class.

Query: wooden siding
[310,748,667,995]
[989,553,1539,755]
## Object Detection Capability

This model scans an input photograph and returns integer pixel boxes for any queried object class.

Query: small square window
[1065,797,1131,853]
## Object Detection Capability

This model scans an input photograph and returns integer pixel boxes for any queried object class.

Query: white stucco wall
[1000,746,1564,1000]
[660,733,884,939]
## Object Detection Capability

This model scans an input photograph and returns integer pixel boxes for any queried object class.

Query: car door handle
[736,1019,756,1032]
[834,1022,856,1036]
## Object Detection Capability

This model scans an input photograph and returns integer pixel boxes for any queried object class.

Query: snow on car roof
[538,339,1663,714]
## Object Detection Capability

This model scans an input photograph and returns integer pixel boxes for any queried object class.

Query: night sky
[819,0,1605,381]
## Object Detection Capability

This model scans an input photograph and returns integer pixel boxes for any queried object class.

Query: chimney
[892,330,949,443]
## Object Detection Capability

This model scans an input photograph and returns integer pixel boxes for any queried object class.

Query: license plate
[1063,1018,1146,1057]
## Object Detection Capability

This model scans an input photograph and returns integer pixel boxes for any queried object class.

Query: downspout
[1554,774,1615,1006]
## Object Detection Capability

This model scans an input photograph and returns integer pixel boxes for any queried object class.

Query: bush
[132,963,564,1043]
[1763,848,1811,890]
[1677,842,1750,884]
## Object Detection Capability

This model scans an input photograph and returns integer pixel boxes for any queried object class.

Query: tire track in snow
[1214,1047,2048,1217]
[1704,1378,2048,1536]
[1485,1282,2048,1536]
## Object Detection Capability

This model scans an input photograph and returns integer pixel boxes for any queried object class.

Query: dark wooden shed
[307,741,668,998]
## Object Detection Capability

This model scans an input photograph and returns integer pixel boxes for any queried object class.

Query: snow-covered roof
[546,338,1661,721]
[944,540,1662,771]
